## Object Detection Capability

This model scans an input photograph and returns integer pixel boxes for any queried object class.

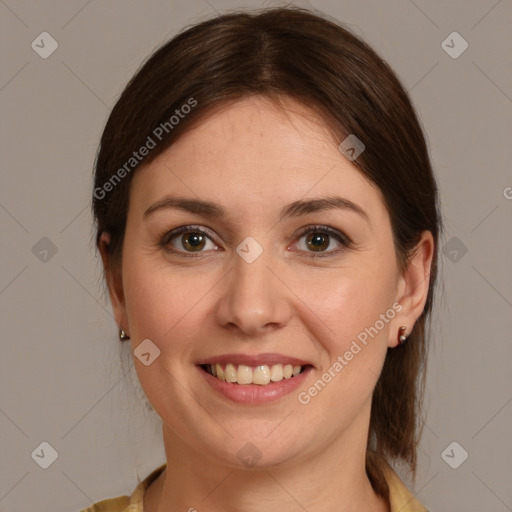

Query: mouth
[198,362,311,386]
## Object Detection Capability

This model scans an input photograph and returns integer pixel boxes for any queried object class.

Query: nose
[214,246,292,337]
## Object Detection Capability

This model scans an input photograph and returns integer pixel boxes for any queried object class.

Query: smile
[200,363,308,385]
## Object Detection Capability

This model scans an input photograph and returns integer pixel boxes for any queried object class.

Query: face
[106,95,417,469]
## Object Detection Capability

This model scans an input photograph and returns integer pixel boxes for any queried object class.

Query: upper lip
[196,352,313,367]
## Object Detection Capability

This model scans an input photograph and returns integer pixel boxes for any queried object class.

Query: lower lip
[197,365,313,404]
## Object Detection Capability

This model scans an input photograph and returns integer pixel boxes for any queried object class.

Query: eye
[161,225,219,256]
[293,225,352,258]
[160,224,352,259]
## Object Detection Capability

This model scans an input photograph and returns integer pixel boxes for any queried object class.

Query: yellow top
[80,462,428,512]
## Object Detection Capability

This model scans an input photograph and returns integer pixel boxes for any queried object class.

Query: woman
[84,6,440,511]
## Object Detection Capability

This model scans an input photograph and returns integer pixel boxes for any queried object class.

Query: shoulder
[381,461,429,512]
[79,495,130,512]
[79,464,167,512]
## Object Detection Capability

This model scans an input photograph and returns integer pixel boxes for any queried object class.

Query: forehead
[130,95,387,224]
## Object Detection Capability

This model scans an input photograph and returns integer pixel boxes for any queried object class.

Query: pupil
[184,233,204,250]
[308,233,328,251]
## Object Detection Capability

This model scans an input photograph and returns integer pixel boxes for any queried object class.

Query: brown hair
[92,6,442,500]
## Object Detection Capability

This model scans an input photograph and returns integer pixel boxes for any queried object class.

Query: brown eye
[162,226,218,255]
[180,232,206,252]
[305,232,330,252]
[295,226,351,258]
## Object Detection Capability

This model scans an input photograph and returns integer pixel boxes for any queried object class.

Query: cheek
[292,266,397,407]
[122,251,219,355]
[124,271,171,340]
[295,264,396,348]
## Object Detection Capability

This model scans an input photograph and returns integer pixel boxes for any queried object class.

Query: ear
[389,230,435,348]
[98,232,129,334]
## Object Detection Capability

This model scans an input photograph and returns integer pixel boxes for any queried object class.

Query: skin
[100,95,434,511]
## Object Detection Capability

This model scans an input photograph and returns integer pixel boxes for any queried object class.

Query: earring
[119,329,130,341]
[398,326,408,345]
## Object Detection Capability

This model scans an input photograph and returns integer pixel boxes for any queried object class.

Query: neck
[145,410,389,512]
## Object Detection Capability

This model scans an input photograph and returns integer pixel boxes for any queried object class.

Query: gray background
[1,1,511,511]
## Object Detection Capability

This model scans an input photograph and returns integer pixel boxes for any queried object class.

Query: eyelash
[159,224,353,259]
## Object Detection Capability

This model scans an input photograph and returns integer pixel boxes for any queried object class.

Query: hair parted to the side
[92,6,442,501]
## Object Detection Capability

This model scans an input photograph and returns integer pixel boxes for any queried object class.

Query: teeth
[205,363,305,385]
[270,363,283,382]
[253,365,271,385]
[225,363,237,383]
[237,364,253,385]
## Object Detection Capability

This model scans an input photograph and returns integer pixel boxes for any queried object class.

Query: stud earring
[119,329,130,341]
[398,326,408,345]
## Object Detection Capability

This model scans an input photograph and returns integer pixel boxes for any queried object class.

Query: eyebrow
[143,195,370,224]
